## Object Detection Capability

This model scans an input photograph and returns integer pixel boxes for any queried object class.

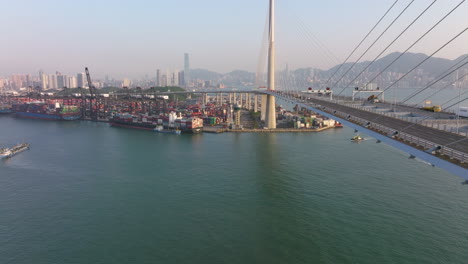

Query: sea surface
[1,115,467,264]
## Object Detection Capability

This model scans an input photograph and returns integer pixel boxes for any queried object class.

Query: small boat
[1,143,30,158]
[351,135,364,142]
[153,125,181,135]
[0,148,12,158]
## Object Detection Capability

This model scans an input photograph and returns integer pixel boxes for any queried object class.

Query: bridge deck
[304,97,468,154]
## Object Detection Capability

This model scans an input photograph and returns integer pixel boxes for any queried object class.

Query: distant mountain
[323,52,468,79]
[222,70,255,86]
[190,52,468,88]
[190,69,222,81]
[190,69,255,86]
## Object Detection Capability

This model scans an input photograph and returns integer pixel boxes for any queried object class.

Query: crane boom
[85,67,95,97]
[85,67,98,121]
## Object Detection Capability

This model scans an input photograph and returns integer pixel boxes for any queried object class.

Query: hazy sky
[1,0,467,78]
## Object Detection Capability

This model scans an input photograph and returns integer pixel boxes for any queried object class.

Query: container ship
[1,143,30,159]
[110,113,159,131]
[154,125,181,135]
[0,105,13,114]
[110,112,203,134]
[13,102,81,121]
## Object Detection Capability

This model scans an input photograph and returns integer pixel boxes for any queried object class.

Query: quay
[229,126,336,133]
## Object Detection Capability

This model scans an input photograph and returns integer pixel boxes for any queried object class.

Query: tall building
[48,74,57,89]
[184,53,190,86]
[122,78,131,87]
[161,74,167,87]
[77,73,86,88]
[25,74,32,87]
[39,70,48,90]
[171,70,179,86]
[68,76,77,88]
[57,74,67,89]
[178,71,185,87]
[156,69,161,86]
[165,70,171,86]
[10,75,23,89]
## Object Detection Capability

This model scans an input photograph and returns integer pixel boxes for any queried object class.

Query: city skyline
[1,0,467,78]
[2,51,468,93]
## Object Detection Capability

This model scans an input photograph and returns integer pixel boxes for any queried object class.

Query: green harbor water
[1,115,467,264]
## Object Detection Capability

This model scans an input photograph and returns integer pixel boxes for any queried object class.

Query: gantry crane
[85,67,99,121]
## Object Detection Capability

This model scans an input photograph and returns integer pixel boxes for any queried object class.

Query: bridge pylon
[264,0,276,129]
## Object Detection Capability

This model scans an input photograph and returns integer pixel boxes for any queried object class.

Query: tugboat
[351,135,364,142]
[1,143,30,158]
[153,125,181,135]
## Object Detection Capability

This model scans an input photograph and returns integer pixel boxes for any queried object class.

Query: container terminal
[0,90,343,134]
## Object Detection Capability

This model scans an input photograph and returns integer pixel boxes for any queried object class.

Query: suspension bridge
[162,0,468,180]
[5,0,468,179]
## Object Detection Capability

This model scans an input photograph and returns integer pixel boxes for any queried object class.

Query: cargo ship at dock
[0,105,13,114]
[154,125,181,135]
[110,112,203,134]
[12,102,81,121]
[1,143,30,159]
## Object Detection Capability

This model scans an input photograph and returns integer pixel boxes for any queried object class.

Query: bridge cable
[440,89,468,108]
[444,137,468,148]
[360,0,466,92]
[281,6,346,86]
[374,26,468,98]
[400,60,468,104]
[418,70,468,106]
[324,0,400,86]
[443,96,468,111]
[290,20,338,73]
[256,9,270,89]
[336,0,437,97]
[277,21,333,95]
[331,0,415,91]
[297,18,341,66]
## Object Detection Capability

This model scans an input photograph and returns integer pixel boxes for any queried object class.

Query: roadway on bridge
[303,97,468,154]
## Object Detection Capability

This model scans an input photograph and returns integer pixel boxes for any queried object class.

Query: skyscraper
[178,71,185,87]
[161,74,167,87]
[68,76,77,88]
[39,70,48,90]
[48,74,57,89]
[77,73,86,88]
[184,53,190,87]
[172,70,179,86]
[156,69,161,86]
[57,74,67,89]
